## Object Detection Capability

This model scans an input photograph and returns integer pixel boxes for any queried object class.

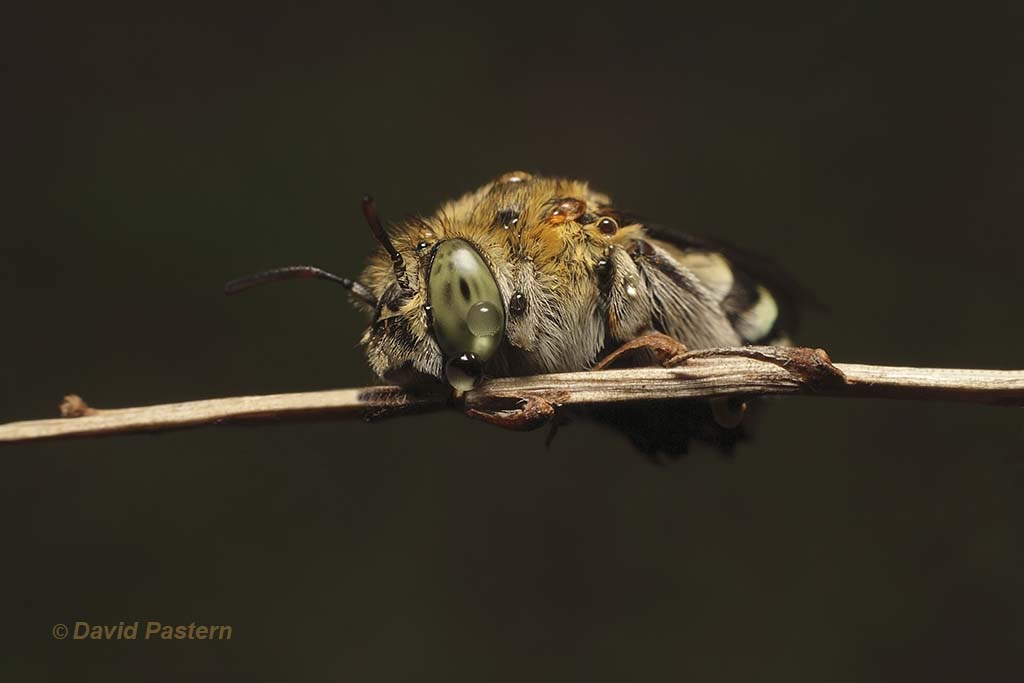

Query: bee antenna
[224,265,377,308]
[362,195,413,294]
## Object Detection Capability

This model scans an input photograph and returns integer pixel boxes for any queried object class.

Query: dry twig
[0,346,1021,445]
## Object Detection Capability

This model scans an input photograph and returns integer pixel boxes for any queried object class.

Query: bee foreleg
[463,392,558,431]
[591,332,689,371]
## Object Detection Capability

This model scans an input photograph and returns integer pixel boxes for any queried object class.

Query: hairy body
[359,171,790,389]
[228,170,799,456]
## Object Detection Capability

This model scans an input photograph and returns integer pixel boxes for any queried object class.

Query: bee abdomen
[646,232,791,347]
[722,272,783,345]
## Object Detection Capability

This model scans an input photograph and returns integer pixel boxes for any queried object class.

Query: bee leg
[667,347,846,429]
[668,346,846,390]
[596,337,753,430]
[544,413,572,448]
[464,392,557,431]
[592,332,689,371]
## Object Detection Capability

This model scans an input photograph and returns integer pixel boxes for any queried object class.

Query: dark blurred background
[2,2,1022,680]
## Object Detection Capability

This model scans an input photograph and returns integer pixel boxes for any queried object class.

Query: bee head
[225,195,509,393]
[363,233,507,392]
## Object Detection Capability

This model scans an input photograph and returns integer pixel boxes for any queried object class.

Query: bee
[227,171,801,456]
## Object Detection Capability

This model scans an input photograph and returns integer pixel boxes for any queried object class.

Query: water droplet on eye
[466,301,502,336]
[445,353,482,391]
[509,292,527,315]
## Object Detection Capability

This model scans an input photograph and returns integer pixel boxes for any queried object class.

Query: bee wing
[641,223,819,344]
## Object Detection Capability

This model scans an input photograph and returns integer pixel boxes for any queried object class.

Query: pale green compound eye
[427,240,506,387]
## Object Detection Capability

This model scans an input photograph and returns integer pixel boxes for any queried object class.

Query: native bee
[227,171,801,456]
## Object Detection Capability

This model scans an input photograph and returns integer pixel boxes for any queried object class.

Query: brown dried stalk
[0,346,1021,445]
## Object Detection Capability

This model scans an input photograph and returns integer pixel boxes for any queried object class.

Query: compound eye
[428,240,506,385]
